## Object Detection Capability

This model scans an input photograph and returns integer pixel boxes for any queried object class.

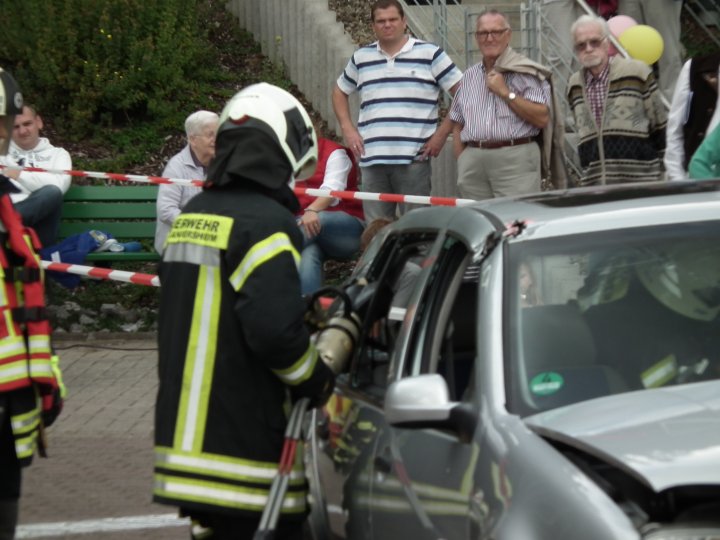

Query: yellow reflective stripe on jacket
[174,265,221,454]
[27,334,53,382]
[0,363,29,386]
[155,445,307,514]
[229,233,300,292]
[11,406,40,460]
[14,431,37,460]
[155,447,305,484]
[23,234,41,267]
[0,266,18,336]
[28,359,53,380]
[11,406,39,433]
[154,474,307,514]
[0,336,30,386]
[28,335,50,354]
[0,336,27,359]
[272,344,318,386]
[50,354,66,399]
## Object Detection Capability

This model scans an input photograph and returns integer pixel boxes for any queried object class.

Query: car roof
[483,180,720,241]
[390,181,720,250]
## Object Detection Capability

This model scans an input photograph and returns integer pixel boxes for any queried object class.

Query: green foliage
[1,1,303,332]
[0,0,297,174]
[0,0,212,137]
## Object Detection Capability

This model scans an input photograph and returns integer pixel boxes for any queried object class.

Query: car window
[407,238,477,401]
[507,221,720,416]
[348,233,435,395]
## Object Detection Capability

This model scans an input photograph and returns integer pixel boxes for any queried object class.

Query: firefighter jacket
[0,184,64,482]
[154,183,334,519]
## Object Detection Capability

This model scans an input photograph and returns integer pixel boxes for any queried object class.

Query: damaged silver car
[304,181,720,540]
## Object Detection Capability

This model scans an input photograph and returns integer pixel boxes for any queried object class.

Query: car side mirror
[384,374,477,443]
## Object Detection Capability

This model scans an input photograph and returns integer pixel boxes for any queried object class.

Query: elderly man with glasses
[567,14,667,186]
[447,9,566,201]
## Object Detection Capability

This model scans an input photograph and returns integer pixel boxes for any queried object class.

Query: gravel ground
[329,0,378,46]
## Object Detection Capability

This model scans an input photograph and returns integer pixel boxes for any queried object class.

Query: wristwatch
[507,91,517,102]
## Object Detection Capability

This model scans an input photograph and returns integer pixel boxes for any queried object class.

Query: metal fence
[402,0,718,75]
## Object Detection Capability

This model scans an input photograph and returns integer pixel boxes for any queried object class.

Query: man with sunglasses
[567,14,667,186]
[540,1,618,107]
[448,9,566,200]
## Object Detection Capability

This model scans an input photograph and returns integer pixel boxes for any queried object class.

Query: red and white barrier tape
[41,260,160,287]
[0,164,476,207]
[0,164,201,187]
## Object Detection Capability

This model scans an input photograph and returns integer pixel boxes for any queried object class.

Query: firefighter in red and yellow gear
[153,83,335,539]
[0,68,65,540]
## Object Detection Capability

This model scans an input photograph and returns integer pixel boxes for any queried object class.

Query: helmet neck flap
[206,123,293,191]
[204,125,301,213]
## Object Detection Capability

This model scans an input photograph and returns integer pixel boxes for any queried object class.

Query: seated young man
[1,105,71,247]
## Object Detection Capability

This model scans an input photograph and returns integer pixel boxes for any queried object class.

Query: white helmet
[637,242,720,322]
[0,68,23,156]
[218,83,317,181]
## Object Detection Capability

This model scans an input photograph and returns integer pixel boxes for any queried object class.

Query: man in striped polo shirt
[449,9,554,201]
[332,0,462,221]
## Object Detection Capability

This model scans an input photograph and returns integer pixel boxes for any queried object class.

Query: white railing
[684,0,720,48]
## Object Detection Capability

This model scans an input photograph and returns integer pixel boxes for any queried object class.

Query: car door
[368,235,484,540]
[307,229,443,539]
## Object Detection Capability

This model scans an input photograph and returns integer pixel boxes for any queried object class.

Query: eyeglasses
[574,37,606,52]
[475,28,509,41]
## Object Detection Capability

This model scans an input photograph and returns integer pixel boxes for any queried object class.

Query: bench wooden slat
[61,202,157,220]
[85,251,160,262]
[59,222,156,239]
[64,185,160,201]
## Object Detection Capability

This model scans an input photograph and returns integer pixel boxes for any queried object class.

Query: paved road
[16,336,190,539]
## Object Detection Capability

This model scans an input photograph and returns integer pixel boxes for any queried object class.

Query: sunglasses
[574,37,606,52]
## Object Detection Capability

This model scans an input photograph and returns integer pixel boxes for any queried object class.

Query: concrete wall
[224,0,459,197]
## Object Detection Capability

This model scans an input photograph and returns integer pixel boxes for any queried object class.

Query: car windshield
[506,220,720,417]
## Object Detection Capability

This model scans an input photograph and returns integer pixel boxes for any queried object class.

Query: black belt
[466,136,536,149]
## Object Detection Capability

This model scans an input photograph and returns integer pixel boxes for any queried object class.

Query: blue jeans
[14,185,64,247]
[299,210,364,295]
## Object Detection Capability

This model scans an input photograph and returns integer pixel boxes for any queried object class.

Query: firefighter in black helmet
[154,83,335,539]
[0,67,65,540]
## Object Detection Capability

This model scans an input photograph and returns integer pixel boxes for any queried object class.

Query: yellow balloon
[618,25,664,65]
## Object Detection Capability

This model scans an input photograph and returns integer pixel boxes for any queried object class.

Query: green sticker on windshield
[530,372,564,395]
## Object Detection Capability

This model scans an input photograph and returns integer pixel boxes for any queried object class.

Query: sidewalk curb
[52,331,157,342]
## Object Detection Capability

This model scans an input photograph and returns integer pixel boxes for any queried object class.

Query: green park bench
[59,185,160,263]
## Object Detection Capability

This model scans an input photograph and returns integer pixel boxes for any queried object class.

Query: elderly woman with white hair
[154,110,218,254]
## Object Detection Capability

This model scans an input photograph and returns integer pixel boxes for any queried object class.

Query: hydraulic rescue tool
[254,286,362,539]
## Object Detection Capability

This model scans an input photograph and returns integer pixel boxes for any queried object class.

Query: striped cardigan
[568,57,667,186]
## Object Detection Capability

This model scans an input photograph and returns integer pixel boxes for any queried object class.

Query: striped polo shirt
[449,60,551,143]
[337,37,463,167]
